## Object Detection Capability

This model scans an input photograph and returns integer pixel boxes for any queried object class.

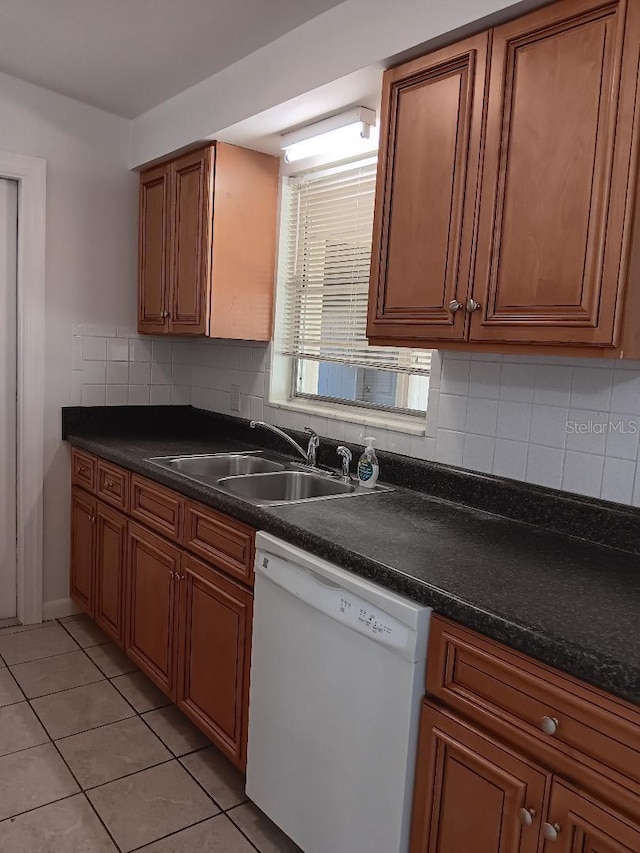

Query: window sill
[268,397,426,436]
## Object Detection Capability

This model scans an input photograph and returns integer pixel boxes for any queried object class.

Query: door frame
[0,151,46,624]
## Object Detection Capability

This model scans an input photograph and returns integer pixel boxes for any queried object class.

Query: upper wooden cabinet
[368,33,489,343]
[138,142,279,341]
[368,0,640,358]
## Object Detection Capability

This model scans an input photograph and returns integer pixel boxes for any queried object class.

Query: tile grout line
[2,618,265,851]
[56,620,230,846]
[0,789,83,827]
[126,812,258,853]
[225,805,266,853]
[18,675,125,853]
[1,663,27,706]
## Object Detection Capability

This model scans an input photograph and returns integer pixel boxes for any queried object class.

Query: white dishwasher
[246,532,432,853]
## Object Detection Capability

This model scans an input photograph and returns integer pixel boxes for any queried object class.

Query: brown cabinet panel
[368,33,488,343]
[138,142,278,341]
[169,148,214,335]
[95,503,127,647]
[71,449,96,493]
[410,701,548,853]
[70,488,96,614]
[544,780,640,852]
[427,616,640,821]
[471,0,637,346]
[177,554,253,769]
[208,142,279,341]
[184,501,254,585]
[130,475,184,541]
[138,163,170,334]
[96,460,130,512]
[126,522,180,697]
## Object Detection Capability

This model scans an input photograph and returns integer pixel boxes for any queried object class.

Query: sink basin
[146,451,392,505]
[154,453,285,483]
[218,471,356,505]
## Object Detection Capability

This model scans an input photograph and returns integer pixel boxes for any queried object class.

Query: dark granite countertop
[63,408,640,706]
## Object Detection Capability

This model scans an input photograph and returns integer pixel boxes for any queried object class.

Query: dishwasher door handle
[304,568,342,589]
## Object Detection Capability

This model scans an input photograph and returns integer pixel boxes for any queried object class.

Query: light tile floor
[0,616,302,852]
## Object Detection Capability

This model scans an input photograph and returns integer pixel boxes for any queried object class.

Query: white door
[0,178,17,619]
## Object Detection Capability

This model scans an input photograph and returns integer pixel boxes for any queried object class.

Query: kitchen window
[277,157,431,417]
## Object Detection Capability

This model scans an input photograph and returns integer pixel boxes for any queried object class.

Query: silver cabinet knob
[466,298,482,312]
[541,716,559,735]
[543,822,561,842]
[518,807,536,827]
[448,299,462,313]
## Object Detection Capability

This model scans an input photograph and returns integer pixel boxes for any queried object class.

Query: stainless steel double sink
[146,451,391,507]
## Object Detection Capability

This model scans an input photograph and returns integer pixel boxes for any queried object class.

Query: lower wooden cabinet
[70,488,96,614]
[70,453,255,772]
[94,502,127,646]
[126,521,181,698]
[545,780,640,853]
[177,553,253,767]
[411,703,548,853]
[413,617,640,852]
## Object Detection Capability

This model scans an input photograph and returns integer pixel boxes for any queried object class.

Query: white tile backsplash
[72,327,192,408]
[72,326,640,506]
[430,353,640,506]
[562,450,605,499]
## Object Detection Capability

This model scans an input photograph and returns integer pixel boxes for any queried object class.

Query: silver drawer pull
[541,715,559,735]
[543,822,561,842]
[518,807,536,827]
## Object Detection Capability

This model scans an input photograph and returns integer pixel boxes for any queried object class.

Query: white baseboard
[42,597,80,621]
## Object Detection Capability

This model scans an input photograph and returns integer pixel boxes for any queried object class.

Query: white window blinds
[280,159,431,376]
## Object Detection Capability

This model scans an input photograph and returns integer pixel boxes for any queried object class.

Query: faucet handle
[336,446,353,482]
[304,427,320,467]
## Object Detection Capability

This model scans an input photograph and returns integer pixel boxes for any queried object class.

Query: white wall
[129,0,544,167]
[0,71,138,615]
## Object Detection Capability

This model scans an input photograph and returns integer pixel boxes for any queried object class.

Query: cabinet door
[367,33,488,344]
[471,0,640,346]
[168,147,214,335]
[543,780,640,852]
[126,522,180,698]
[70,488,96,615]
[411,702,548,853]
[177,554,252,769]
[138,163,170,334]
[94,503,127,648]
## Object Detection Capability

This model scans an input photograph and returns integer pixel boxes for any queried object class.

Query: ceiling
[0,0,345,118]
[217,65,383,157]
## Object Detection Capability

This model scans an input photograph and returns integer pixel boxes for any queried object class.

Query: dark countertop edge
[65,432,639,707]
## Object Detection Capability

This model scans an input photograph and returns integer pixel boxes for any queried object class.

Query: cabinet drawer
[96,461,130,511]
[184,501,254,585]
[71,449,96,492]
[427,616,640,796]
[130,475,184,541]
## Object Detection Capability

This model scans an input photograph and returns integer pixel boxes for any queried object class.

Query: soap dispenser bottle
[357,437,379,488]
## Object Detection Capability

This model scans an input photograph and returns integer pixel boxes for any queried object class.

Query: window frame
[269,158,430,433]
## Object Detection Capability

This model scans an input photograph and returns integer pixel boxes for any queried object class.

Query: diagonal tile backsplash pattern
[71,326,640,507]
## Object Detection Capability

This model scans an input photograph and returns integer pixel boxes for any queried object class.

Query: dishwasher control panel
[258,551,410,651]
[339,597,398,641]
